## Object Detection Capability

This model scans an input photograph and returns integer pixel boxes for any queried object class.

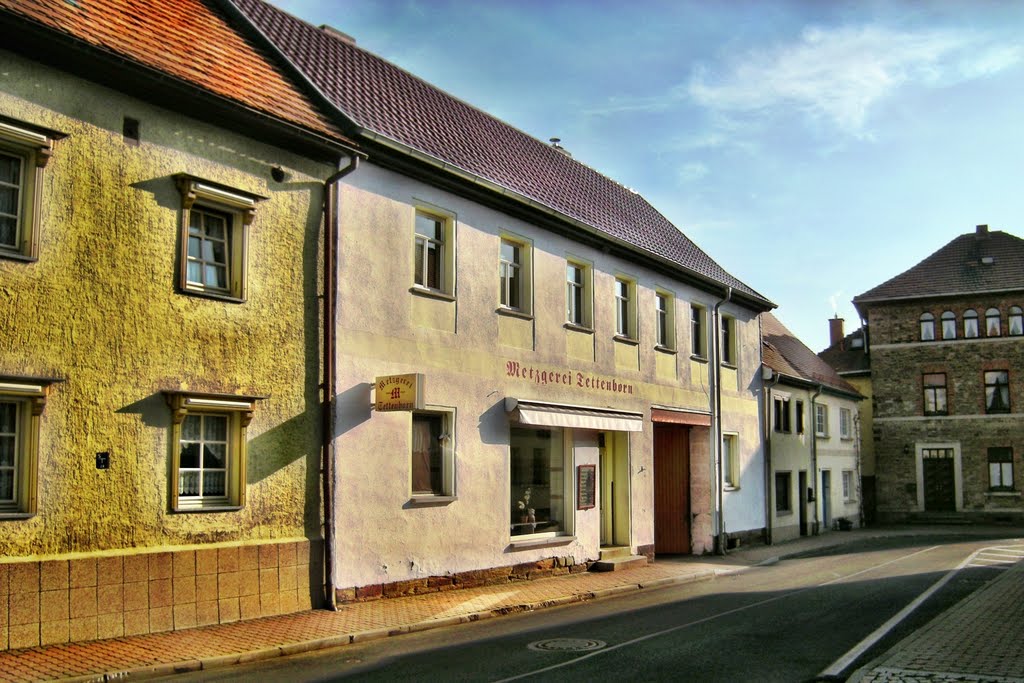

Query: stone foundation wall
[0,539,322,651]
[335,555,593,604]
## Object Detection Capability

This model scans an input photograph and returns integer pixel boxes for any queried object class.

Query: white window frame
[842,470,855,501]
[815,403,829,437]
[410,407,456,502]
[839,407,852,440]
[165,391,263,511]
[565,259,593,329]
[176,175,265,303]
[613,276,637,340]
[722,433,739,490]
[413,208,455,296]
[988,447,1014,492]
[655,289,675,350]
[0,118,62,262]
[499,234,533,315]
[0,376,58,518]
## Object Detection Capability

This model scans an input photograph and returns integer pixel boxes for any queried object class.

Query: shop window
[413,209,453,295]
[775,471,792,512]
[721,315,736,365]
[773,396,791,433]
[815,403,828,437]
[722,433,739,489]
[988,447,1014,491]
[0,118,63,262]
[986,307,1001,337]
[165,391,262,511]
[614,276,637,340]
[1009,306,1023,336]
[411,409,455,499]
[941,311,956,340]
[984,370,1010,414]
[499,235,533,315]
[964,309,979,338]
[919,312,935,341]
[175,175,264,302]
[565,260,592,329]
[839,407,852,439]
[0,376,57,517]
[691,304,706,358]
[655,290,675,350]
[510,427,566,536]
[923,373,948,416]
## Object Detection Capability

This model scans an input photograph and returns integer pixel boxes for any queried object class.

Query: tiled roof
[229,0,771,308]
[818,328,871,376]
[0,0,350,145]
[854,226,1024,304]
[762,313,861,397]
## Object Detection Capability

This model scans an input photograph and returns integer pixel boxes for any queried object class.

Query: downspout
[711,286,732,555]
[809,383,823,536]
[322,153,361,610]
[763,367,780,545]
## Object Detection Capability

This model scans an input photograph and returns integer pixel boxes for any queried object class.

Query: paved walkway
[0,526,1020,682]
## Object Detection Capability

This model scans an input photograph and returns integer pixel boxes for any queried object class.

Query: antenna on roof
[549,137,572,157]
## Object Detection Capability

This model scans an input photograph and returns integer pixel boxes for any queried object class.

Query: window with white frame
[414,209,454,294]
[988,447,1013,491]
[923,373,948,415]
[941,311,956,340]
[565,260,592,328]
[614,276,637,339]
[691,304,706,358]
[721,315,736,365]
[510,427,567,536]
[919,312,935,341]
[722,433,739,489]
[1009,306,1023,336]
[815,403,828,437]
[411,409,455,498]
[842,470,855,501]
[839,407,852,439]
[655,290,675,349]
[964,309,979,338]
[0,118,62,261]
[176,175,264,302]
[499,236,532,314]
[0,376,57,517]
[166,391,261,511]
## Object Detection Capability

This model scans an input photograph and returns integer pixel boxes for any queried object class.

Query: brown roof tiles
[762,313,862,397]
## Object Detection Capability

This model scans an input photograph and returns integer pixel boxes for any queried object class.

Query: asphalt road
[160,534,1020,683]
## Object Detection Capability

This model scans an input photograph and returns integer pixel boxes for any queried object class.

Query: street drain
[528,638,607,652]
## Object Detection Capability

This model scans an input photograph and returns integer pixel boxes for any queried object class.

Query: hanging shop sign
[375,373,425,412]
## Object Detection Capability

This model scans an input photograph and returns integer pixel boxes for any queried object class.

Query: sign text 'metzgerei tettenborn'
[505,361,634,395]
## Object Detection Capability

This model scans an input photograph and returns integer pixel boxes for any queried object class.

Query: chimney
[976,224,989,239]
[829,316,845,347]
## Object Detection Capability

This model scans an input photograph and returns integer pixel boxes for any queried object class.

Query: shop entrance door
[600,432,630,547]
[653,424,690,554]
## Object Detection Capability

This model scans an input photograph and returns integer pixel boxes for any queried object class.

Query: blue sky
[272,0,1024,352]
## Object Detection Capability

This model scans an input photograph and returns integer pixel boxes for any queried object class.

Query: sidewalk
[0,526,1019,682]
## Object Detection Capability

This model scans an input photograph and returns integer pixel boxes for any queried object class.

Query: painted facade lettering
[505,361,634,395]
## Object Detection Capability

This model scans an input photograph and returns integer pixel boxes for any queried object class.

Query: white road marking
[492,546,940,683]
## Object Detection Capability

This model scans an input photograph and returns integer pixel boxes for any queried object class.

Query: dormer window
[919,312,935,341]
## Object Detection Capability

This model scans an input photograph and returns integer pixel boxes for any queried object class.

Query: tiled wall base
[336,555,593,604]
[0,539,323,651]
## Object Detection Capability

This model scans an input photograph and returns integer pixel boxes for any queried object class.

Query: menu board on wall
[577,464,596,510]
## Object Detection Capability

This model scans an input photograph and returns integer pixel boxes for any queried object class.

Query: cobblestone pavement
[0,526,1020,682]
[851,547,1024,683]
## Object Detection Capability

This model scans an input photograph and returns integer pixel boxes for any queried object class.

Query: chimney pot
[828,316,845,346]
[976,224,989,236]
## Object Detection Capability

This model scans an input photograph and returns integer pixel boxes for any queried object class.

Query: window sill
[496,307,534,320]
[613,334,639,346]
[690,354,708,364]
[408,495,457,507]
[776,510,793,517]
[721,362,737,370]
[563,322,594,334]
[654,345,677,355]
[410,286,455,302]
[924,413,949,417]
[172,505,243,513]
[178,287,246,304]
[724,485,740,493]
[816,434,830,439]
[0,512,36,520]
[986,490,1021,498]
[840,436,854,441]
[508,534,576,551]
[0,251,36,263]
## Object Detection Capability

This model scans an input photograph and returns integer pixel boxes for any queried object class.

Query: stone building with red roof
[853,225,1024,522]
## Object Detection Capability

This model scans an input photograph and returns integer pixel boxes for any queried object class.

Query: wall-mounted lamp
[271,166,287,183]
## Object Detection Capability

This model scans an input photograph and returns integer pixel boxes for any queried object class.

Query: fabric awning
[505,398,643,432]
[650,407,711,426]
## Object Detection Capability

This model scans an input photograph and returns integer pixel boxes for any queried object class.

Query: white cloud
[689,25,1022,137]
[678,162,710,183]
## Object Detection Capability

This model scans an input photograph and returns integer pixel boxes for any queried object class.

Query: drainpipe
[710,286,732,555]
[763,364,780,545]
[809,383,823,536]
[322,153,361,610]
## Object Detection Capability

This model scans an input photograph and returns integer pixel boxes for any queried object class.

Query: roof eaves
[854,285,1024,307]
